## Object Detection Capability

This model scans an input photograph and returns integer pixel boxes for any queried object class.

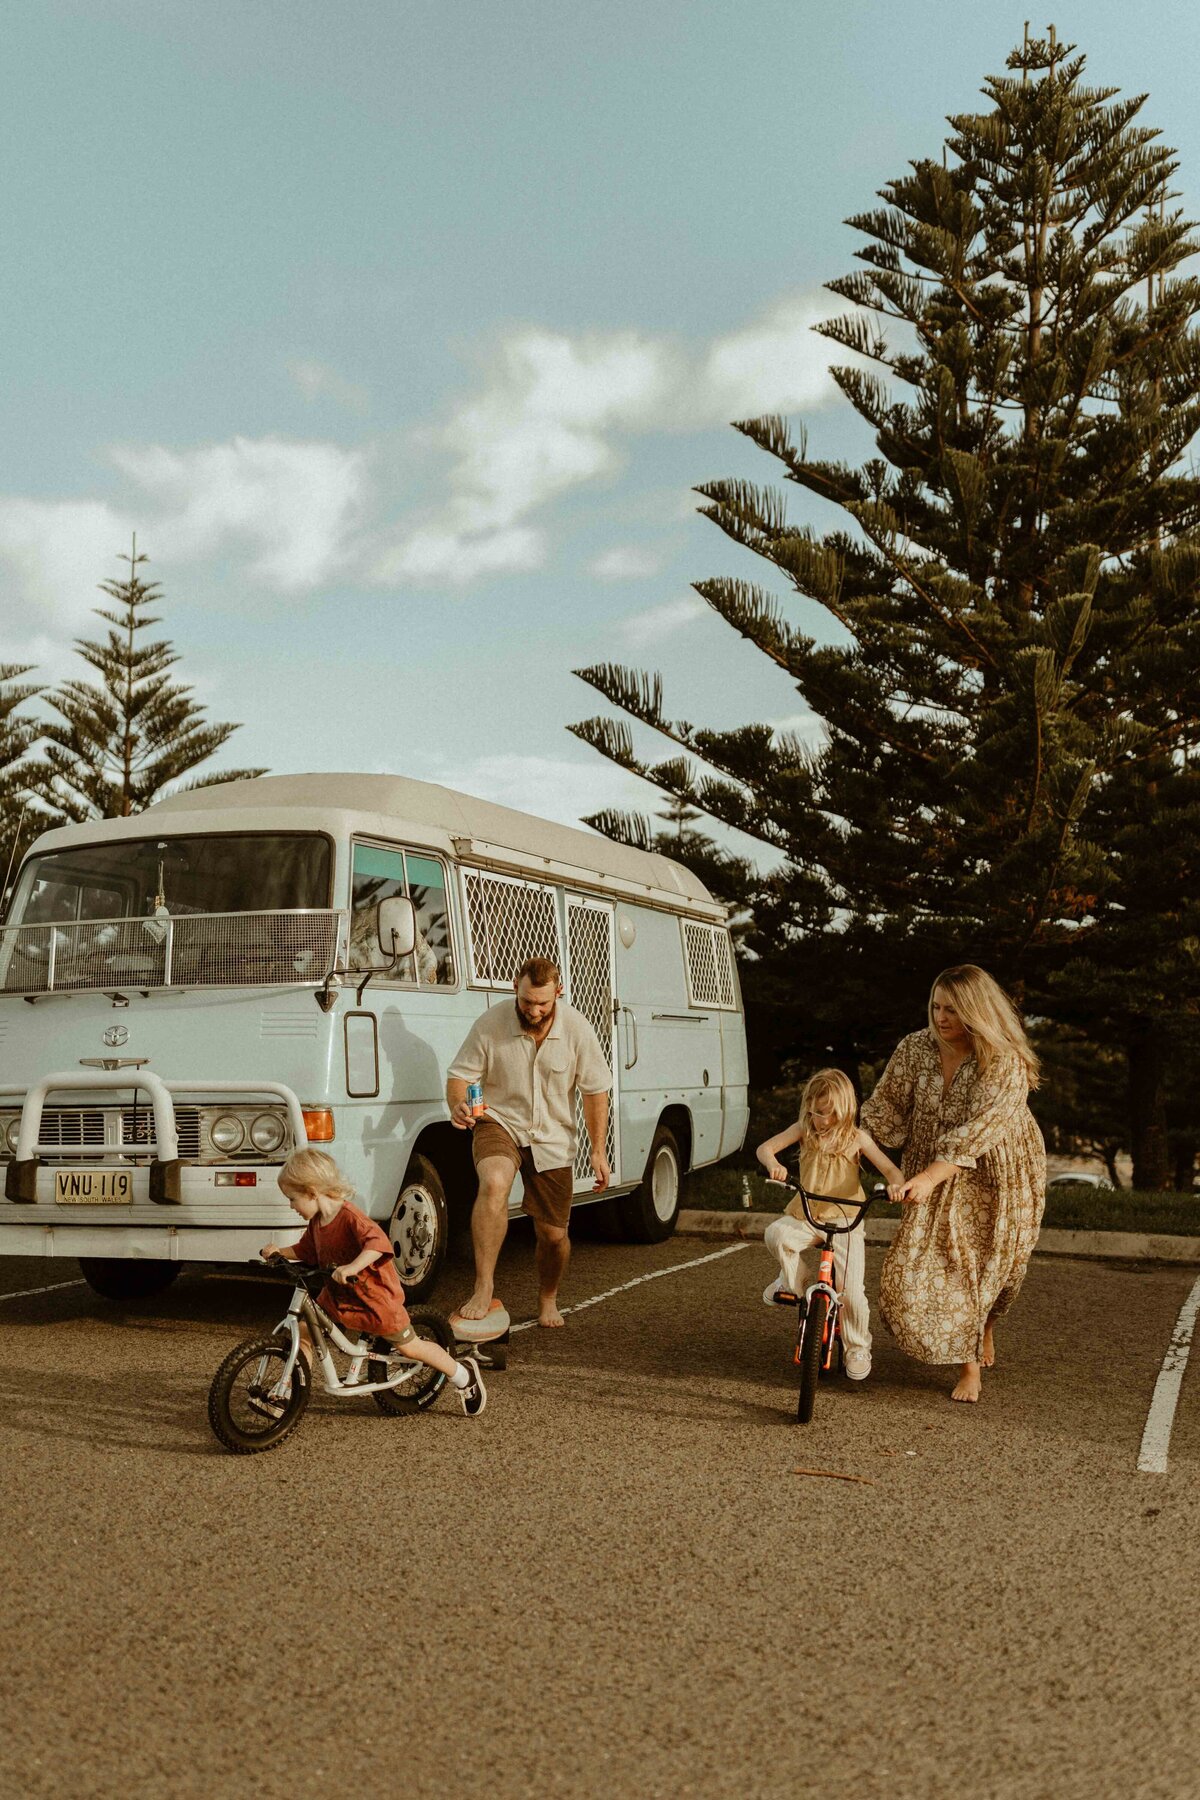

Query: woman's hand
[890,1162,956,1206]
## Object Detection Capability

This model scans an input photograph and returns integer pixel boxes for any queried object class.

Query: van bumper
[0,1221,304,1261]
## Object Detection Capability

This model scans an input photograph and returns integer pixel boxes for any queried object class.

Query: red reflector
[235,1172,257,1186]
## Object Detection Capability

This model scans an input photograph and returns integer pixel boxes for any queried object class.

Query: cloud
[421,750,653,832]
[288,358,369,415]
[619,594,707,647]
[374,291,851,589]
[589,544,665,581]
[109,436,367,591]
[0,497,136,655]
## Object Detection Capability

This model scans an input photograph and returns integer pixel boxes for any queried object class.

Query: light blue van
[0,774,749,1301]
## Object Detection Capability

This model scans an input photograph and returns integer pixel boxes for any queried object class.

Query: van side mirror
[377,896,416,960]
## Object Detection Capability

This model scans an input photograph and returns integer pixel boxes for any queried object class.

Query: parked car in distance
[1046,1171,1115,1191]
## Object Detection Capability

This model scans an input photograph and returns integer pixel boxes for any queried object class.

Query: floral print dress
[860,1030,1046,1365]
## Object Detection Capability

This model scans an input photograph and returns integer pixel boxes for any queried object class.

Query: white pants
[763,1215,871,1353]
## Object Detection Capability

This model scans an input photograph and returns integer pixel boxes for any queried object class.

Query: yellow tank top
[785,1137,864,1226]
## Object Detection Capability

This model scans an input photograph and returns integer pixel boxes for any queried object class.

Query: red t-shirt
[291,1201,409,1337]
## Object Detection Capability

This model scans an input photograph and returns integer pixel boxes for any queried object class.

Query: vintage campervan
[0,774,748,1300]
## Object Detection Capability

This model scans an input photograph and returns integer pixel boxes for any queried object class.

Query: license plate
[55,1169,132,1206]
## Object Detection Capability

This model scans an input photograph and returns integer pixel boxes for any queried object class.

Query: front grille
[1,1105,203,1162]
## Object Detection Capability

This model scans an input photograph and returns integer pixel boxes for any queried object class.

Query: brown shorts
[472,1117,574,1230]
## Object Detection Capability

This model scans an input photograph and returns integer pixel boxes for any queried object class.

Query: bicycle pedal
[774,1289,801,1306]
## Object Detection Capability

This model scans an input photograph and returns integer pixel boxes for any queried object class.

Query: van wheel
[618,1123,688,1243]
[78,1258,181,1302]
[388,1154,448,1303]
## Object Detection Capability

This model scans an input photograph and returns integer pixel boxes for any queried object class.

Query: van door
[564,896,620,1193]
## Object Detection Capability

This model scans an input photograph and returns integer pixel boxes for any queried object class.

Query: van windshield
[6,833,332,927]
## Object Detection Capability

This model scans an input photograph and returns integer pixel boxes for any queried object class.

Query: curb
[675,1208,1200,1266]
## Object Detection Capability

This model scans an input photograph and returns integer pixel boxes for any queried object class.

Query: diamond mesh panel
[461,872,562,988]
[0,911,341,994]
[682,920,736,1009]
[566,901,618,1186]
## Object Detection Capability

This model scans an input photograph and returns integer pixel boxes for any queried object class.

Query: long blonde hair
[798,1068,860,1157]
[928,965,1040,1089]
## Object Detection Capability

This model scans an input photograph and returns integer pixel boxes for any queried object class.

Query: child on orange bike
[261,1148,486,1416]
[755,1068,902,1382]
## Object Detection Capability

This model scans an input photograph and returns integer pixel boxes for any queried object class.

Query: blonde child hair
[798,1067,860,1158]
[927,964,1040,1090]
[278,1148,355,1203]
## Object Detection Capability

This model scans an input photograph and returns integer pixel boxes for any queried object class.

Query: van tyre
[387,1155,448,1303]
[619,1123,687,1244]
[78,1258,181,1302]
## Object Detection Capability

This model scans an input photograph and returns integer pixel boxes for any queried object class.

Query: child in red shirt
[262,1149,485,1416]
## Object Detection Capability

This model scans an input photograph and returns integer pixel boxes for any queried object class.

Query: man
[447,955,612,1328]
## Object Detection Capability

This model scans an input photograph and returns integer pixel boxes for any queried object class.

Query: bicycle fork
[795,1240,841,1372]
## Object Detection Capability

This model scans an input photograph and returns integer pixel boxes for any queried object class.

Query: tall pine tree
[0,662,42,895]
[572,31,1200,1177]
[32,539,263,821]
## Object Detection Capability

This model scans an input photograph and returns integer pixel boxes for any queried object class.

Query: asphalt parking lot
[0,1225,1197,1800]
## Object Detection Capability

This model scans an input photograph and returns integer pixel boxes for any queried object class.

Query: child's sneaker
[762,1277,783,1307]
[457,1356,487,1417]
[843,1348,872,1381]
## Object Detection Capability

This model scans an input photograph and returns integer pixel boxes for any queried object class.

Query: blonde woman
[861,965,1046,1404]
[756,1069,902,1382]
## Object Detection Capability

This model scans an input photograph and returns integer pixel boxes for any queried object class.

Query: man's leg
[458,1154,518,1319]
[533,1220,570,1327]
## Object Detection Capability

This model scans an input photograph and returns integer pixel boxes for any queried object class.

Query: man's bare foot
[538,1301,565,1328]
[456,1290,494,1322]
[981,1321,996,1368]
[950,1362,981,1403]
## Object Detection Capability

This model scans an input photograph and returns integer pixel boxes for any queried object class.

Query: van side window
[348,844,454,986]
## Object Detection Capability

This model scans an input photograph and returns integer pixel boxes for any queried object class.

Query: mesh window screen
[461,870,562,988]
[681,919,736,1009]
[566,900,618,1186]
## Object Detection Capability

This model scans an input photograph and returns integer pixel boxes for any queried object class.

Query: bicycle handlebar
[761,1178,876,1236]
[260,1254,360,1287]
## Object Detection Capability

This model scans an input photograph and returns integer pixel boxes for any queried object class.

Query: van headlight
[249,1112,286,1153]
[3,1117,18,1153]
[209,1114,245,1154]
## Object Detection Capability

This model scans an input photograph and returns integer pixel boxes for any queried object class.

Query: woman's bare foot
[538,1300,565,1328]
[981,1321,996,1368]
[951,1362,982,1403]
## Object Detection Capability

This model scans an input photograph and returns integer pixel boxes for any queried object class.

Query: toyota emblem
[102,1025,130,1048]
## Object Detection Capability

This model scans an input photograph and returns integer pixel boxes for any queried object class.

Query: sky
[4,0,1200,843]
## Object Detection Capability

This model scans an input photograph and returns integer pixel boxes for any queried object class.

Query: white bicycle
[208,1256,457,1455]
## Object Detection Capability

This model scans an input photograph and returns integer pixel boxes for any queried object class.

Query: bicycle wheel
[208,1335,310,1454]
[797,1292,829,1424]
[370,1305,457,1416]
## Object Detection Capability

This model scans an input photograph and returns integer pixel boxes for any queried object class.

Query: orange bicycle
[768,1181,875,1424]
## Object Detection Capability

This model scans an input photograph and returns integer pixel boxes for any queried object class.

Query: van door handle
[622,1006,639,1070]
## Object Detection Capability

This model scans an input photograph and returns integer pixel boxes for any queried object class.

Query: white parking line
[1137,1271,1200,1475]
[0,1278,87,1303]
[508,1241,751,1334]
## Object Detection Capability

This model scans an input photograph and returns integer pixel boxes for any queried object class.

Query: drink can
[467,1081,485,1119]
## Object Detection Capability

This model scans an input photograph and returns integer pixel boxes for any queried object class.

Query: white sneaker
[844,1348,872,1381]
[762,1278,783,1307]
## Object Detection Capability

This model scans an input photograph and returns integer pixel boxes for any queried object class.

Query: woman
[861,965,1045,1404]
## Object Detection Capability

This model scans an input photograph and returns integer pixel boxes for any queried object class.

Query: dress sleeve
[860,1039,917,1150]
[935,1054,1029,1169]
[448,1017,487,1083]
[344,1207,394,1262]
[290,1221,318,1266]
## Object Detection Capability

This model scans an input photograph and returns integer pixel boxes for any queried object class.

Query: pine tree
[32,539,264,821]
[0,662,42,896]
[571,31,1200,1176]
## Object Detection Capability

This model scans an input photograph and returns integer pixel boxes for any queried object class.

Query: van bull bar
[3,1070,309,1204]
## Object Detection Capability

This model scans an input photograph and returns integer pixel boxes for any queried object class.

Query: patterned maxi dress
[860,1030,1046,1365]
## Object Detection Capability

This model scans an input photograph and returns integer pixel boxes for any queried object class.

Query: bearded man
[446,955,612,1327]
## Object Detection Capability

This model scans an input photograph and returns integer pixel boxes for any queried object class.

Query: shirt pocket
[542,1049,571,1077]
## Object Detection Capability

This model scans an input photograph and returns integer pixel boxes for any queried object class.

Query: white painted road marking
[0,1278,87,1303]
[509,1240,751,1334]
[1137,1271,1200,1475]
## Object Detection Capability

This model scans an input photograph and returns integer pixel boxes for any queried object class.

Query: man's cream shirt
[449,1000,612,1172]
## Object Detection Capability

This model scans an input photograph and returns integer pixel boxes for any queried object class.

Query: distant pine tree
[572,31,1200,1179]
[32,539,264,821]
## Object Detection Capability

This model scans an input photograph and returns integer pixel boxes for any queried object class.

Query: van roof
[22,772,725,918]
